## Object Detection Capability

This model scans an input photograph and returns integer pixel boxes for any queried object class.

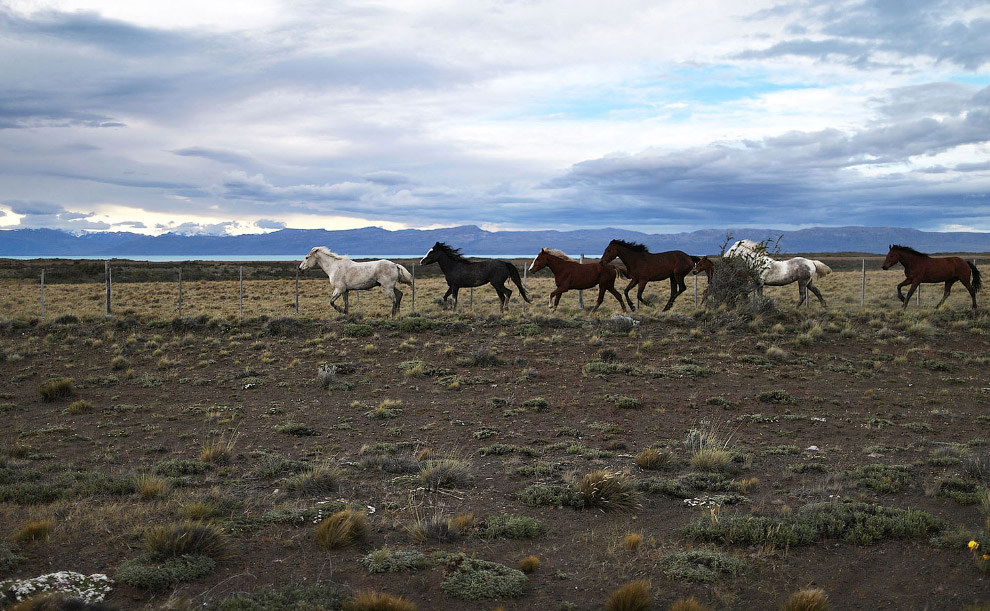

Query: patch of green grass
[756,389,795,404]
[481,514,548,540]
[518,483,584,509]
[478,443,541,457]
[683,501,945,547]
[344,323,374,337]
[848,463,912,494]
[116,553,216,591]
[213,584,345,610]
[361,547,428,574]
[154,459,213,477]
[760,445,800,456]
[398,317,439,333]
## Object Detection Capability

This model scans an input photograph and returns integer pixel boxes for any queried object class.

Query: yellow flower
[970,540,981,551]
[984,554,990,561]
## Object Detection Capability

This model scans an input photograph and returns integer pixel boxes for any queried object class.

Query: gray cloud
[255,218,286,229]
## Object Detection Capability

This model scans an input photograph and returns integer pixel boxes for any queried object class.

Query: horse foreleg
[391,287,403,317]
[935,280,955,309]
[328,288,346,313]
[552,289,565,311]
[622,279,637,311]
[795,282,807,308]
[636,280,649,309]
[663,277,685,311]
[607,285,627,312]
[896,278,911,303]
[590,286,607,313]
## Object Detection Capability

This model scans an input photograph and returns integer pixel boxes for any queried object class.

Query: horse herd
[298,240,982,317]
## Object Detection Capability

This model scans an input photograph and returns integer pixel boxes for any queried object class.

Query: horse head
[299,247,321,271]
[420,242,441,266]
[599,240,620,266]
[881,245,899,270]
[529,248,550,273]
[692,256,714,278]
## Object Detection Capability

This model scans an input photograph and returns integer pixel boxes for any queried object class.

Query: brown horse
[691,256,714,280]
[529,248,627,312]
[882,244,981,309]
[599,239,699,311]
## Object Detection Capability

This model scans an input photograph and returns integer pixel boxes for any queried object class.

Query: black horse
[420,242,532,311]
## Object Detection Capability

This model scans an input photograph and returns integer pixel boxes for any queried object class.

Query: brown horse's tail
[506,262,532,303]
[969,261,982,292]
[612,264,630,280]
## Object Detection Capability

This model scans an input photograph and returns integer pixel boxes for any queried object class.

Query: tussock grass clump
[154,459,213,477]
[518,555,540,573]
[11,520,54,543]
[38,378,74,402]
[399,317,439,333]
[179,501,223,521]
[757,389,795,404]
[275,422,319,436]
[134,474,169,499]
[200,432,238,465]
[669,597,711,611]
[251,452,306,478]
[604,579,652,611]
[361,547,427,574]
[285,465,344,497]
[366,399,403,420]
[781,587,831,611]
[518,483,584,509]
[417,458,472,490]
[459,347,503,368]
[440,555,527,600]
[574,471,642,513]
[342,590,418,611]
[143,522,231,561]
[214,584,344,609]
[315,508,368,549]
[65,400,94,415]
[686,421,737,472]
[478,443,540,457]
[407,515,459,544]
[623,533,643,552]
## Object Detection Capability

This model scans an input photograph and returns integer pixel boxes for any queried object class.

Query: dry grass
[315,508,368,549]
[781,588,831,611]
[11,520,54,543]
[342,590,418,611]
[605,580,653,611]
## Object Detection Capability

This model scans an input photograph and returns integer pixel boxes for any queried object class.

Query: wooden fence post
[694,273,698,307]
[105,260,112,316]
[861,259,866,306]
[239,266,243,319]
[178,268,183,317]
[411,263,416,313]
[470,286,474,311]
[295,269,299,314]
[40,270,45,318]
[578,254,584,310]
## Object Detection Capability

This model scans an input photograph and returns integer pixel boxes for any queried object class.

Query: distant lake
[4,254,535,262]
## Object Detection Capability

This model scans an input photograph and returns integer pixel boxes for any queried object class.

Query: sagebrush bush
[604,580,652,611]
[315,509,367,549]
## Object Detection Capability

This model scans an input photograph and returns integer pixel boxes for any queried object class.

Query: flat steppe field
[1,261,989,610]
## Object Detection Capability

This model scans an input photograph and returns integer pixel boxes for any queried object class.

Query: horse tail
[395,263,413,285]
[506,262,532,303]
[813,260,832,278]
[612,264,630,280]
[969,261,982,292]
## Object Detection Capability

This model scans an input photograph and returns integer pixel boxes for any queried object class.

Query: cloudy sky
[1,0,988,236]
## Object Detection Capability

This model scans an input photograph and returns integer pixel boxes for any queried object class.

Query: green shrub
[481,514,548,540]
[116,553,215,591]
[399,317,439,333]
[440,555,527,600]
[344,324,374,337]
[361,547,428,574]
[518,483,583,509]
[756,389,795,404]
[275,423,319,436]
[848,463,912,493]
[213,584,344,610]
[154,459,213,477]
[659,550,745,582]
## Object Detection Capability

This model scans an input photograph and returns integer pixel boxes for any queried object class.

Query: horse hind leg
[590,286,607,313]
[622,279,637,311]
[391,287,403,317]
[329,288,346,314]
[901,282,920,309]
[662,277,681,311]
[935,280,955,309]
[960,277,978,309]
[808,281,826,307]
[795,281,807,308]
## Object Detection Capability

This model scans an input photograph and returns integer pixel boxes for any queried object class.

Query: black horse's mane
[891,244,929,258]
[433,242,472,263]
[610,239,650,253]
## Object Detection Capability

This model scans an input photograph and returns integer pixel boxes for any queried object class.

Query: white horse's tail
[813,260,832,278]
[395,263,414,285]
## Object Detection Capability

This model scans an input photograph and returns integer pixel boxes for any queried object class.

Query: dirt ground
[1,291,989,609]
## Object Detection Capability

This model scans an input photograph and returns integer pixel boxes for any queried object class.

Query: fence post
[470,286,474,311]
[239,266,243,320]
[40,270,45,318]
[411,263,416,313]
[917,284,921,306]
[178,268,183,317]
[861,259,866,306]
[522,262,528,312]
[578,254,585,310]
[295,269,299,314]
[356,289,360,313]
[105,260,112,316]
[694,273,698,307]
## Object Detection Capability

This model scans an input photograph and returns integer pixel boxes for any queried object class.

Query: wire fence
[0,256,981,320]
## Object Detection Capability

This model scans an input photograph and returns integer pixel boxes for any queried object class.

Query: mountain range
[1,225,988,257]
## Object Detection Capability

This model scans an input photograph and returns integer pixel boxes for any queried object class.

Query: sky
[0,0,989,236]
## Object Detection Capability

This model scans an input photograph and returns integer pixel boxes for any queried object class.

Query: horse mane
[542,248,575,261]
[433,242,471,263]
[891,244,929,258]
[610,239,650,253]
[312,246,350,261]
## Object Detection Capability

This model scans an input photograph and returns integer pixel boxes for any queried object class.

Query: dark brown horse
[691,255,714,280]
[599,239,699,311]
[882,244,981,310]
[528,248,627,313]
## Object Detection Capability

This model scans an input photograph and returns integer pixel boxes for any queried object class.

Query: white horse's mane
[311,246,351,261]
[542,248,575,261]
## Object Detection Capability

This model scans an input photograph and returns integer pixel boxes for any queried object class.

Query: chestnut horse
[882,244,981,310]
[691,256,714,280]
[528,248,627,313]
[599,239,699,311]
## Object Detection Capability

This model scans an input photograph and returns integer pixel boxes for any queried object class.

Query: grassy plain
[0,257,989,609]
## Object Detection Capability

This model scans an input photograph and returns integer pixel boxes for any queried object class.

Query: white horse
[299,247,413,317]
[725,239,832,307]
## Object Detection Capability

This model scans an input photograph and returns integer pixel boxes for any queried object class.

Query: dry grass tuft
[135,474,169,499]
[604,579,652,611]
[144,522,231,560]
[11,520,54,543]
[517,555,540,573]
[623,532,643,552]
[342,590,418,611]
[634,448,673,470]
[669,597,712,611]
[781,588,831,611]
[315,508,368,549]
[575,471,642,512]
